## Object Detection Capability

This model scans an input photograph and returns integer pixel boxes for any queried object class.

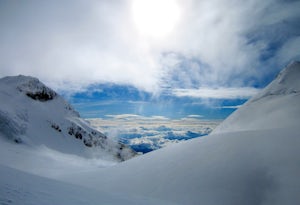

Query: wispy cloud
[105,114,169,121]
[217,105,242,109]
[0,0,299,94]
[187,114,203,118]
[150,116,170,120]
[180,115,204,120]
[106,114,141,119]
[172,87,261,99]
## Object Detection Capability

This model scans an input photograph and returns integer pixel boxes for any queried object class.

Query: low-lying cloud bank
[87,116,220,153]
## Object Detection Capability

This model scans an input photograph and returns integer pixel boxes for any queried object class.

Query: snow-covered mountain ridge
[213,61,300,133]
[0,75,136,161]
[251,61,300,100]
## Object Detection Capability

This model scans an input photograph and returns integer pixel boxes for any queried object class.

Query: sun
[131,0,181,38]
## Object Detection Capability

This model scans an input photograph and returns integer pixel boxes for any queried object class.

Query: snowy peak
[276,61,300,89]
[0,75,79,117]
[213,61,300,133]
[2,75,57,102]
[1,75,40,85]
[17,76,57,102]
[250,61,300,102]
[0,75,136,161]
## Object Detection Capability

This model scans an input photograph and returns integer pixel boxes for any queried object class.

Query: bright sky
[0,0,299,119]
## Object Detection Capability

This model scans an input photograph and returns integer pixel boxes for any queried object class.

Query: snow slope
[212,61,300,133]
[58,61,300,204]
[0,75,136,161]
[0,62,300,205]
[0,164,175,205]
[63,128,300,205]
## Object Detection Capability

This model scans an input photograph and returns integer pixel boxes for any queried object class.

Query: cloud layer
[0,0,299,94]
[172,87,261,99]
[87,116,220,153]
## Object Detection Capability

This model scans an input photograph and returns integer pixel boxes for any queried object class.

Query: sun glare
[131,0,181,38]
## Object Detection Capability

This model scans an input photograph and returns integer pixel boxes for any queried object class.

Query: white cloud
[149,116,170,120]
[277,36,300,65]
[180,115,204,120]
[187,115,203,118]
[0,0,299,94]
[105,114,169,121]
[0,0,162,92]
[105,114,142,120]
[172,87,261,99]
[218,105,242,109]
[86,117,220,153]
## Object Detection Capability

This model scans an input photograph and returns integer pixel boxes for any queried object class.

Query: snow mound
[0,75,136,161]
[213,61,300,133]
